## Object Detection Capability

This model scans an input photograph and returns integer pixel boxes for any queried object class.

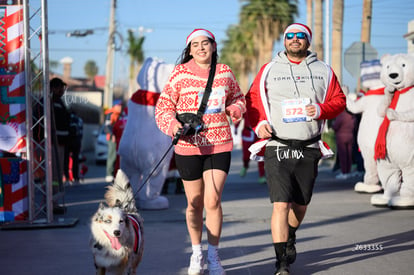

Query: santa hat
[186,28,215,45]
[283,23,312,44]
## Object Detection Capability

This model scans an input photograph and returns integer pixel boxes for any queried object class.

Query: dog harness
[127,214,141,254]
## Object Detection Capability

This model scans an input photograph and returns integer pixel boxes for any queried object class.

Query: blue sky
[47,0,414,92]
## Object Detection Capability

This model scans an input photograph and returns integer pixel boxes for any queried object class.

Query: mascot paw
[137,196,169,210]
[370,194,390,208]
[389,196,414,210]
[384,86,396,95]
[386,109,398,121]
[354,182,383,194]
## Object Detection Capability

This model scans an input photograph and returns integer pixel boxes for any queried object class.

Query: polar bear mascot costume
[118,57,174,210]
[346,59,384,193]
[371,53,414,209]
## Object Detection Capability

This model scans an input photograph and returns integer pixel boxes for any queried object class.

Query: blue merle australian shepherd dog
[90,170,144,275]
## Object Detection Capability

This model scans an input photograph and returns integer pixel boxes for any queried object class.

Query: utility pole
[358,0,373,93]
[306,0,313,37]
[324,0,330,65]
[104,0,116,109]
[313,0,324,61]
[361,0,372,43]
[332,0,344,84]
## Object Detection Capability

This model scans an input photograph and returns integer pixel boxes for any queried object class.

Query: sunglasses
[285,32,307,40]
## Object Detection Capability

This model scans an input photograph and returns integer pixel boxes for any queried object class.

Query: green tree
[220,22,256,94]
[240,0,298,69]
[84,60,98,80]
[127,29,145,94]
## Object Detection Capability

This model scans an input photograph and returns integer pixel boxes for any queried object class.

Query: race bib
[281,98,311,123]
[199,88,225,114]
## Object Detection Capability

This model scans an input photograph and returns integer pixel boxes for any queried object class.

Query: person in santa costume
[235,112,266,183]
[118,57,174,210]
[245,23,345,275]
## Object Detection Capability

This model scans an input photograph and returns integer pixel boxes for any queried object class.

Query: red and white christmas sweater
[155,59,246,156]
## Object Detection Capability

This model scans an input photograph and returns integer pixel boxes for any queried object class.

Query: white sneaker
[188,254,204,275]
[208,255,226,275]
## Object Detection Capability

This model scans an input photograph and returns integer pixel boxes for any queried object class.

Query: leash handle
[172,128,182,145]
[172,123,191,145]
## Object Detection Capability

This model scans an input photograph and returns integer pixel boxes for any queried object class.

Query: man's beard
[286,46,307,59]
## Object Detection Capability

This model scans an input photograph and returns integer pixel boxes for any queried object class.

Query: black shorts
[175,152,231,181]
[264,146,322,205]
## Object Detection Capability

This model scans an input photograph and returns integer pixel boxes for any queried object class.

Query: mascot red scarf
[374,86,413,160]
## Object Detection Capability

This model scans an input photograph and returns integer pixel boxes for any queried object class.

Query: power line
[49,48,108,52]
[49,27,108,34]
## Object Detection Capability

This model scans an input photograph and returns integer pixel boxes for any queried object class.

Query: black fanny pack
[176,113,204,135]
[176,60,216,136]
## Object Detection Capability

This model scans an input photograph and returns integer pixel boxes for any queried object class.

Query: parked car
[94,124,108,165]
[94,108,127,165]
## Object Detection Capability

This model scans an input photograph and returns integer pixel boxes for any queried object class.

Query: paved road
[1,149,413,275]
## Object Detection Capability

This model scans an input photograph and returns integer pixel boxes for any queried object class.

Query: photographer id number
[352,243,384,252]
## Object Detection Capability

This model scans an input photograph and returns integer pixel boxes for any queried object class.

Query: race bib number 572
[281,98,311,123]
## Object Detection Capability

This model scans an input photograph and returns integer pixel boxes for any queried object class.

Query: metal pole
[362,42,366,62]
[23,0,34,222]
[23,0,52,223]
[41,0,53,222]
[10,0,76,228]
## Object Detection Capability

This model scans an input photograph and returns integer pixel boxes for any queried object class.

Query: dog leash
[125,127,187,204]
[127,61,216,202]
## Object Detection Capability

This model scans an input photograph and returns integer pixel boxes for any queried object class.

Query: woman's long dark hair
[176,37,218,66]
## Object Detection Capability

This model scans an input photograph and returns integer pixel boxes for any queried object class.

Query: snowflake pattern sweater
[155,59,246,156]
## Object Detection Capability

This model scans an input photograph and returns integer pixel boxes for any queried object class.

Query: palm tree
[127,29,145,95]
[332,0,344,83]
[220,22,256,94]
[240,0,298,69]
[84,60,99,81]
